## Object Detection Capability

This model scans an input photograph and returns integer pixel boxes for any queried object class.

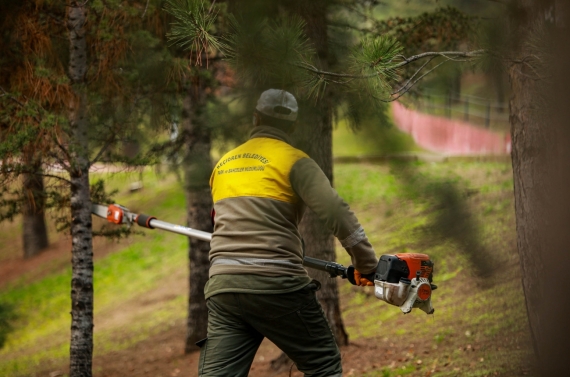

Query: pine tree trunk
[182,83,213,353]
[296,101,349,346]
[22,161,48,258]
[507,1,570,375]
[69,141,93,377]
[291,0,349,346]
[68,2,94,376]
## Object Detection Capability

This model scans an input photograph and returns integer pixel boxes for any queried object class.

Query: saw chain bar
[92,203,212,242]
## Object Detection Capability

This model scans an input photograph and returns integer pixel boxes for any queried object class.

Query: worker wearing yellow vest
[198,89,379,377]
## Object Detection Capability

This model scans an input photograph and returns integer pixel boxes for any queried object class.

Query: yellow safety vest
[210,137,309,204]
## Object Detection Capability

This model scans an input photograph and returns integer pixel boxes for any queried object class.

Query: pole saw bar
[93,204,342,275]
[141,217,212,242]
[92,203,211,242]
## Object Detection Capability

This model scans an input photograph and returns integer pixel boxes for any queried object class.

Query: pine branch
[208,0,216,14]
[164,0,224,67]
[0,162,72,185]
[391,56,439,95]
[90,135,117,165]
[46,151,72,172]
[141,0,150,18]
[223,14,316,89]
[392,50,484,69]
[297,50,484,80]
[0,87,42,124]
[36,172,72,185]
[385,59,450,102]
[52,136,73,167]
[223,8,482,103]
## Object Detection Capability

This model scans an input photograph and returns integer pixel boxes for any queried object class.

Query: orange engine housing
[395,253,433,281]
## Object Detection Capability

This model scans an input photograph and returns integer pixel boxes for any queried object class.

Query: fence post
[485,102,491,128]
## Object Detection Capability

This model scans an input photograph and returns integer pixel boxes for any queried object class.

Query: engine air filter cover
[375,255,410,283]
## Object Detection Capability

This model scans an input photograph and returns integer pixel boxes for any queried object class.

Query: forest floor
[0,160,536,377]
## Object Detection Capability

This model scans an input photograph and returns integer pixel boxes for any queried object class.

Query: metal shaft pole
[148,219,212,242]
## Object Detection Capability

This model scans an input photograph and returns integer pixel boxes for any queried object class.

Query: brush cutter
[92,203,436,314]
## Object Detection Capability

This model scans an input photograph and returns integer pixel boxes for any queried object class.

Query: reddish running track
[392,102,511,155]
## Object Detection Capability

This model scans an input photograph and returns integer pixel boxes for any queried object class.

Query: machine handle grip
[346,265,356,285]
[302,257,376,284]
[302,257,348,279]
[136,214,156,229]
[345,266,375,286]
[302,256,329,270]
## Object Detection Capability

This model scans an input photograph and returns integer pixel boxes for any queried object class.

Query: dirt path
[0,233,128,290]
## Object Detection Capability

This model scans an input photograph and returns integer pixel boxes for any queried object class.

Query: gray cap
[256,89,298,122]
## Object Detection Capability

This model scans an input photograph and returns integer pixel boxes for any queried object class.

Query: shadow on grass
[0,301,15,349]
[390,161,496,282]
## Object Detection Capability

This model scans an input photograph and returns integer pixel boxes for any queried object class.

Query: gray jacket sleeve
[290,158,378,274]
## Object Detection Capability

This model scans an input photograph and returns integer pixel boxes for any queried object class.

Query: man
[199,89,378,377]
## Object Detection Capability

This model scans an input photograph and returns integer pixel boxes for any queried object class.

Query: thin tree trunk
[69,132,93,377]
[68,2,94,376]
[22,161,48,258]
[507,1,570,375]
[292,0,349,346]
[182,82,213,353]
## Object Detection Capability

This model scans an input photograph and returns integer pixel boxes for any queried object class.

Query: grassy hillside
[0,160,532,377]
[0,171,190,376]
[334,161,529,376]
[332,117,421,157]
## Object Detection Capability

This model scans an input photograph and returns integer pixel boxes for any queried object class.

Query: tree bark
[507,1,570,375]
[182,80,213,353]
[290,0,349,346]
[295,100,349,346]
[67,2,94,376]
[22,161,49,258]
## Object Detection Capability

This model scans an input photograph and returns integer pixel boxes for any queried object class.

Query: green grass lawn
[334,161,528,376]
[332,116,422,157]
[0,158,530,377]
[0,170,189,376]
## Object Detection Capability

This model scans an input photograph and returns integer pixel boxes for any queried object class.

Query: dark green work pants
[198,283,342,377]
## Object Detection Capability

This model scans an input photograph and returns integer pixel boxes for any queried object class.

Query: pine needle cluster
[223,15,314,91]
[164,0,223,67]
[165,1,434,106]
